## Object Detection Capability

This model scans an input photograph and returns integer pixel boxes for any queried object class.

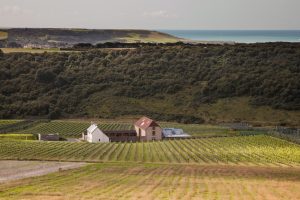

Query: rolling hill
[0,28,180,48]
[0,43,299,125]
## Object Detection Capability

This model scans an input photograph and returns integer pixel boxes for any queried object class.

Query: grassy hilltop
[0,28,180,48]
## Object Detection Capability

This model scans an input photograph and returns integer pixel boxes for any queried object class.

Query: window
[152,126,155,136]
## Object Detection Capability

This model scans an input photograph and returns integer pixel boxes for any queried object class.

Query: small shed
[162,128,191,139]
[38,133,60,141]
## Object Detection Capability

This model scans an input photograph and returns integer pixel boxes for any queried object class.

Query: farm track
[1,163,300,200]
[0,135,300,166]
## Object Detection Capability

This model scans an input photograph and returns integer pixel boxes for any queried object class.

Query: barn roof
[134,116,159,130]
[87,124,98,133]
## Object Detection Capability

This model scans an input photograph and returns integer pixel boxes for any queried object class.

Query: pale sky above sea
[0,0,300,30]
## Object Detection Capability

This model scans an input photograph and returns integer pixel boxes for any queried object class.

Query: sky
[0,0,300,30]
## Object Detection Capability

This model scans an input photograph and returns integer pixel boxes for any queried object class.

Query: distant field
[15,119,238,138]
[17,121,134,137]
[0,48,67,54]
[0,134,35,141]
[0,135,299,166]
[0,162,299,200]
[0,120,23,130]
[161,122,236,137]
[0,31,8,40]
[118,31,179,43]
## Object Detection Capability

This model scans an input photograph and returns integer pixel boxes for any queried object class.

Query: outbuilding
[38,133,60,141]
[162,128,191,139]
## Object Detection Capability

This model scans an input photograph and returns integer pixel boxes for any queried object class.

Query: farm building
[82,124,109,143]
[162,128,191,139]
[38,133,60,141]
[83,117,163,143]
[134,116,163,141]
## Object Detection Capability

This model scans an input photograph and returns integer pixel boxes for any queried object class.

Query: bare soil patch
[0,160,86,183]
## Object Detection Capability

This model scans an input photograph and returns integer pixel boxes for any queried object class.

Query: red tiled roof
[134,116,159,130]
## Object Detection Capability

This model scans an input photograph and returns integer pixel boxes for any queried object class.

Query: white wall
[87,128,109,143]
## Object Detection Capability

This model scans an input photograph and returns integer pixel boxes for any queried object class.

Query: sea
[159,30,300,43]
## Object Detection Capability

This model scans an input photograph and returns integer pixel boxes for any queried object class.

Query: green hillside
[0,28,180,48]
[0,43,299,125]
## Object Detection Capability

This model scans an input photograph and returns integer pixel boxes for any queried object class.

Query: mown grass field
[0,162,299,200]
[0,135,299,166]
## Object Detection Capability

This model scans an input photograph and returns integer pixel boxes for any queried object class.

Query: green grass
[117,97,300,126]
[0,134,35,141]
[1,162,300,200]
[0,48,69,54]
[118,31,179,43]
[0,31,8,40]
[0,135,299,166]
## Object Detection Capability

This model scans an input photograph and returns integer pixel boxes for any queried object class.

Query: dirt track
[0,160,86,183]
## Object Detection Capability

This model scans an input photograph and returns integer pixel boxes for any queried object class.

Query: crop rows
[0,135,299,166]
[160,122,235,137]
[1,163,300,200]
[0,134,35,141]
[0,120,22,130]
[17,121,134,137]
[16,120,242,138]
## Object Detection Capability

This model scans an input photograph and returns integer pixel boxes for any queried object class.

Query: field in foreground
[0,160,85,183]
[1,135,299,166]
[0,162,299,200]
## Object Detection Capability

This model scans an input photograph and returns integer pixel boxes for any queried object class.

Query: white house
[83,123,109,143]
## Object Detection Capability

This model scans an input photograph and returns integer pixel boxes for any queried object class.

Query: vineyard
[17,121,134,137]
[14,120,241,138]
[0,135,299,166]
[1,162,300,200]
[160,122,236,137]
[0,134,35,141]
[0,120,22,130]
